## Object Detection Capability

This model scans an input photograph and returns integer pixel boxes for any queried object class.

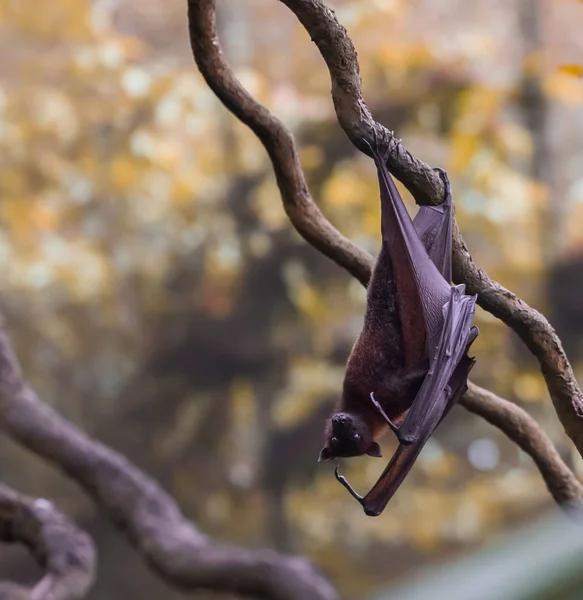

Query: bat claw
[434,167,451,194]
[334,465,364,504]
[369,392,400,433]
[335,466,382,517]
[361,137,373,154]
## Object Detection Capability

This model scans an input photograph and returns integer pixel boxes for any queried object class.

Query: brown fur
[319,245,428,461]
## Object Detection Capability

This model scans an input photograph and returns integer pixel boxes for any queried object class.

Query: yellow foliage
[362,209,381,239]
[545,71,583,104]
[1,171,25,197]
[246,232,272,259]
[205,237,241,279]
[30,89,79,143]
[449,87,503,173]
[456,87,503,122]
[5,0,92,39]
[565,201,583,250]
[252,178,288,230]
[450,131,481,173]
[230,379,257,430]
[377,43,432,71]
[31,202,59,231]
[227,379,259,491]
[418,449,461,482]
[407,489,449,551]
[293,281,328,323]
[300,144,324,170]
[38,318,79,358]
[513,373,547,403]
[171,179,198,206]
[111,155,139,190]
[493,122,533,160]
[203,491,232,524]
[324,163,371,208]
[52,243,110,299]
[522,51,544,77]
[159,396,210,460]
[558,64,583,78]
[321,158,380,244]
[271,358,343,428]
[1,198,51,244]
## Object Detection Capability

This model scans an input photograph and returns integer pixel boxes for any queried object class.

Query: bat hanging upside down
[318,140,479,517]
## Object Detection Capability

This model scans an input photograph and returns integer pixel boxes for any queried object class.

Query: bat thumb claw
[334,465,365,504]
[334,464,345,482]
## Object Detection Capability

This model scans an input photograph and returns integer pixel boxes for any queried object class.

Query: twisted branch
[0,326,337,600]
[187,0,583,508]
[462,384,583,509]
[0,483,95,600]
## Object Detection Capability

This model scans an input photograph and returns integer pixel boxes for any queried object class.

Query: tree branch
[0,483,95,600]
[274,0,583,457]
[186,0,583,508]
[0,327,338,600]
[187,0,373,286]
[461,384,583,509]
[453,237,583,452]
[277,0,444,204]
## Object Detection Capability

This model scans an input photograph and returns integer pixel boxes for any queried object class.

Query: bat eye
[331,436,339,446]
[353,434,361,441]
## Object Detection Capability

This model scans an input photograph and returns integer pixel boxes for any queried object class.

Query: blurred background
[1,0,583,598]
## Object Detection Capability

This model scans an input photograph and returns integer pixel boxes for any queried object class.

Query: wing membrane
[412,168,453,282]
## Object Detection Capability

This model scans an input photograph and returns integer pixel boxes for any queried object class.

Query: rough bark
[0,483,95,599]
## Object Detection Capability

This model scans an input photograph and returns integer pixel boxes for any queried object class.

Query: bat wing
[412,168,453,283]
[395,285,477,443]
[374,150,475,367]
[336,149,478,516]
[375,152,455,369]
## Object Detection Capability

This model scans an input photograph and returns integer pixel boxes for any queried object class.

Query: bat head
[318,412,382,462]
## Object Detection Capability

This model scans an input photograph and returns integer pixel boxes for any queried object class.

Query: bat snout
[332,414,349,429]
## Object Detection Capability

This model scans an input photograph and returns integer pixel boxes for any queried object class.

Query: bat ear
[318,447,335,463]
[365,442,383,458]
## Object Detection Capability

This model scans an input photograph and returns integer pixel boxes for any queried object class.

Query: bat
[318,141,479,517]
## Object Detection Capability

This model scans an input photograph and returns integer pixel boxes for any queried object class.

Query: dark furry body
[338,244,428,437]
[318,236,430,461]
